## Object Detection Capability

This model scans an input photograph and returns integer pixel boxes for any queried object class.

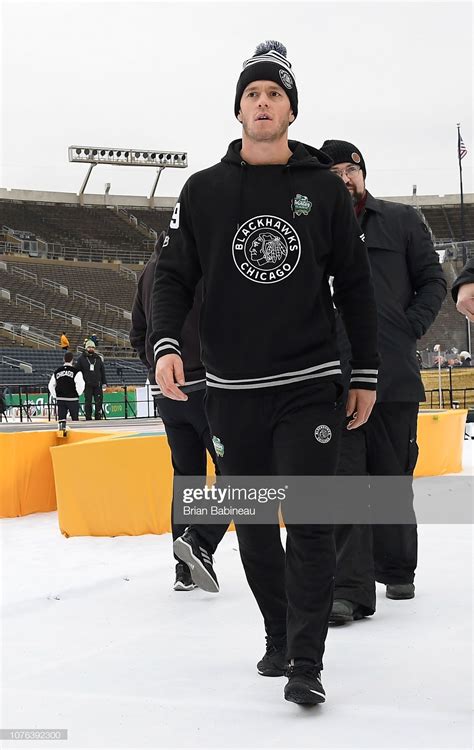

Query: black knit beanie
[234,40,298,122]
[320,140,367,178]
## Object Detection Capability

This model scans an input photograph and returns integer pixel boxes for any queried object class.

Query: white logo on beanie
[279,69,293,89]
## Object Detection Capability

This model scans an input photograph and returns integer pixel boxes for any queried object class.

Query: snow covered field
[1,445,473,750]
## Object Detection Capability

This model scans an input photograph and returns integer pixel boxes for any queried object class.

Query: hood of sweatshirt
[221,139,333,169]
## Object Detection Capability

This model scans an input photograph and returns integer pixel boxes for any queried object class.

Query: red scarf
[354,191,367,218]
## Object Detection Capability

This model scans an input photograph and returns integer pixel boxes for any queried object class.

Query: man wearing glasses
[320,140,446,624]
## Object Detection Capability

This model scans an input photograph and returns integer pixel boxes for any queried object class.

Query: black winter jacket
[452,258,474,301]
[130,234,205,396]
[150,140,379,393]
[76,351,107,388]
[337,192,446,402]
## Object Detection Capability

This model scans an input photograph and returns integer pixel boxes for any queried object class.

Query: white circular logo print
[314,425,332,444]
[279,69,293,89]
[232,215,301,284]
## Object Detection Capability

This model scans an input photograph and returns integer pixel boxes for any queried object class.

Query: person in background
[0,387,7,422]
[76,340,107,420]
[130,232,228,592]
[60,331,70,350]
[320,139,446,624]
[459,351,471,367]
[48,351,85,422]
[452,258,474,321]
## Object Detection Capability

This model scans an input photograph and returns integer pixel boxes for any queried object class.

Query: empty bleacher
[122,208,173,237]
[0,256,140,352]
[0,347,146,387]
[0,201,159,263]
[422,204,474,242]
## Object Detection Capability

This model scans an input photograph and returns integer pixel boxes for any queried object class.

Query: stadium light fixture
[68,145,188,199]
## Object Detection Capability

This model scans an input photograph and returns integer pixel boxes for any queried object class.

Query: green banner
[5,390,137,420]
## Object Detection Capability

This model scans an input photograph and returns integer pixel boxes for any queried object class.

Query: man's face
[330,161,366,203]
[238,81,294,143]
[87,347,95,355]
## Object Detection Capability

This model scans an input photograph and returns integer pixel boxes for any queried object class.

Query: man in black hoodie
[320,141,446,623]
[151,41,379,706]
[130,232,228,592]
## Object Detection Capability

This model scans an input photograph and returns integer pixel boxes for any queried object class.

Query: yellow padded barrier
[51,434,175,537]
[0,430,114,518]
[415,409,467,477]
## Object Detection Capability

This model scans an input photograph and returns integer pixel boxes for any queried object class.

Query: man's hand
[456,282,474,322]
[346,389,376,430]
[155,354,188,401]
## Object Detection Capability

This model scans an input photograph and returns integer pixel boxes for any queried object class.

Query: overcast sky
[1,0,472,200]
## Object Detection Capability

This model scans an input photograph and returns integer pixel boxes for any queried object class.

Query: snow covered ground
[1,444,473,750]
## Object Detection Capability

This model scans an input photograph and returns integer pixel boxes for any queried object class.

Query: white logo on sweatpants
[314,425,332,444]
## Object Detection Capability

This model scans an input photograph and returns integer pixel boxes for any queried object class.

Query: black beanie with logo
[320,140,367,178]
[234,40,298,121]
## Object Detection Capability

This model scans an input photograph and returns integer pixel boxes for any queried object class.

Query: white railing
[50,308,81,327]
[1,354,33,373]
[15,294,45,313]
[42,278,69,295]
[87,321,130,344]
[105,302,132,320]
[11,266,38,284]
[72,290,100,309]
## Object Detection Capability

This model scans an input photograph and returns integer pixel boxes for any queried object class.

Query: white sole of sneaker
[173,582,197,591]
[173,538,219,593]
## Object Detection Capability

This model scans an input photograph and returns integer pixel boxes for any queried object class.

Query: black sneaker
[257,635,287,676]
[329,599,365,625]
[386,583,415,600]
[173,562,197,592]
[173,528,219,593]
[284,660,326,705]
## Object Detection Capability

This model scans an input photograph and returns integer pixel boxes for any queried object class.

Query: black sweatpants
[334,402,419,614]
[57,399,79,421]
[205,382,345,668]
[158,388,228,556]
[84,385,103,420]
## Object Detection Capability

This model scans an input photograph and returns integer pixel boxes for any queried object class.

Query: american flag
[458,131,468,161]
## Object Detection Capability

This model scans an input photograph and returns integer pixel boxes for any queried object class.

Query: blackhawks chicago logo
[293,194,312,216]
[232,215,301,284]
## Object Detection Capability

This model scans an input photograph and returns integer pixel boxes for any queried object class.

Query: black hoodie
[150,139,379,393]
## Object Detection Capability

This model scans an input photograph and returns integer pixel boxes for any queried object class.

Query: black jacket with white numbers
[150,140,379,393]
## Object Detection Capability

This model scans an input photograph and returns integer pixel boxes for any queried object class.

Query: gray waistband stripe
[352,369,378,375]
[206,360,341,385]
[207,369,342,390]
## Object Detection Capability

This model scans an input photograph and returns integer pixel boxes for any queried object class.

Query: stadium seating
[422,204,474,242]
[0,202,172,263]
[0,347,146,386]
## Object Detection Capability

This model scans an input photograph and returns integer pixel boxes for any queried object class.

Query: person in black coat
[76,340,107,420]
[130,232,228,592]
[320,140,447,622]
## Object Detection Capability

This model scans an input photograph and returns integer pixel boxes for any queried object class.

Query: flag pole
[457,123,466,265]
